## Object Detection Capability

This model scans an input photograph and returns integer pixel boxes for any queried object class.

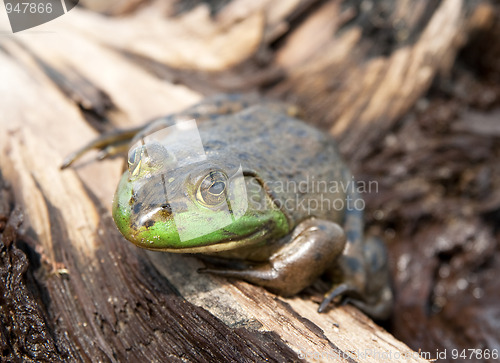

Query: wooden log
[0,0,488,361]
[0,63,421,361]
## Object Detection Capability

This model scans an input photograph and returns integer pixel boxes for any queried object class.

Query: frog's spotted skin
[67,94,393,319]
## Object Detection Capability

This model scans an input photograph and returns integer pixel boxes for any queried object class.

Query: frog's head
[112,143,289,253]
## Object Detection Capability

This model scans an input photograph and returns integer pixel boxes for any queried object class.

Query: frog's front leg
[200,218,346,296]
[61,126,143,169]
[61,94,260,169]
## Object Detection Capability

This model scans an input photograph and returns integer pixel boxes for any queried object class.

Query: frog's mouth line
[139,225,271,254]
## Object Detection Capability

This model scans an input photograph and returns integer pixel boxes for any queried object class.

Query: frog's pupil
[209,181,225,195]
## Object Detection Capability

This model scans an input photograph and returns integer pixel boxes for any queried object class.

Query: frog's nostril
[129,192,138,205]
[161,203,172,213]
[144,219,155,228]
[133,202,143,214]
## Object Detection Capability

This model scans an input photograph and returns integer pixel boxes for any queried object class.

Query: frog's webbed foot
[318,283,358,313]
[320,236,393,319]
[199,218,346,297]
[61,95,262,169]
[318,283,391,320]
[342,288,392,320]
[61,114,188,169]
[61,127,142,169]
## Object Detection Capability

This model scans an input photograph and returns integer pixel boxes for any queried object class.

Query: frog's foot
[320,236,393,319]
[61,113,191,169]
[199,218,346,296]
[342,286,393,320]
[318,284,391,319]
[61,95,260,169]
[61,127,141,169]
[319,284,350,313]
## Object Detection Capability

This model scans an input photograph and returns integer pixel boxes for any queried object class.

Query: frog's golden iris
[196,170,228,208]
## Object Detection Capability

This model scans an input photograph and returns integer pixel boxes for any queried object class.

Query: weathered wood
[1,0,494,361]
[270,0,476,163]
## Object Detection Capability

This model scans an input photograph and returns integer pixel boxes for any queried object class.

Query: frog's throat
[137,227,270,253]
[130,215,284,253]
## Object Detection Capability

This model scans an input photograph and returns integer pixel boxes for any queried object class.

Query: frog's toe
[343,288,392,320]
[198,265,281,289]
[318,283,360,313]
[319,283,392,320]
[199,262,308,296]
[61,127,141,169]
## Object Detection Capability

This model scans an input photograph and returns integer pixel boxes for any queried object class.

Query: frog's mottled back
[198,104,350,226]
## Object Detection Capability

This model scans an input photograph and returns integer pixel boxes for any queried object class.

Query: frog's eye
[196,170,228,207]
[127,143,172,178]
[128,147,143,177]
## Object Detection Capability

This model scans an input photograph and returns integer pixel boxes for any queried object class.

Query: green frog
[63,94,392,319]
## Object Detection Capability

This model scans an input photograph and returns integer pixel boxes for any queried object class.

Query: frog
[62,94,392,319]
